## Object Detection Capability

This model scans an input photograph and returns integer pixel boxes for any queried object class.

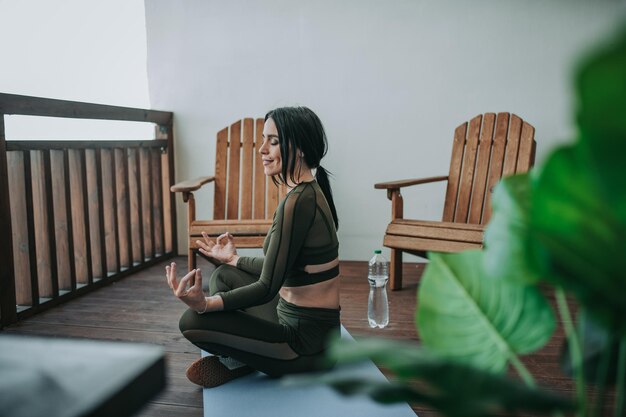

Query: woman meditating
[166,106,341,388]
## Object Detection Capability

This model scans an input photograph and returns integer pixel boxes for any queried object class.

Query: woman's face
[260,118,282,176]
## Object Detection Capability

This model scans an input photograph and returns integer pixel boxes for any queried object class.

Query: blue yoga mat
[202,326,416,417]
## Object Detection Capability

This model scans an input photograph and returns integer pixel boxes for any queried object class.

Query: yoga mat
[203,326,416,417]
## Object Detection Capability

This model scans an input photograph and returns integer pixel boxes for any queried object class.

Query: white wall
[145,0,625,261]
[0,0,151,140]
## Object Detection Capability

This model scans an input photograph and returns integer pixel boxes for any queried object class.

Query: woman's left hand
[165,262,207,313]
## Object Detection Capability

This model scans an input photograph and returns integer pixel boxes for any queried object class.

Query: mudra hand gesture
[165,232,236,314]
[196,232,240,267]
[165,263,208,313]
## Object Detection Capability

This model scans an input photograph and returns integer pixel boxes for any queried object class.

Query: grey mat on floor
[202,326,416,417]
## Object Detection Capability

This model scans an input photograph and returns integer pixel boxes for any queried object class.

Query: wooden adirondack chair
[374,113,536,290]
[171,118,286,271]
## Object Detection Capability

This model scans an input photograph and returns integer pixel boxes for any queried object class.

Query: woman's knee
[179,308,201,334]
[208,264,238,295]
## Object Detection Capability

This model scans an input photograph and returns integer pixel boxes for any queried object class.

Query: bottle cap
[374,250,382,254]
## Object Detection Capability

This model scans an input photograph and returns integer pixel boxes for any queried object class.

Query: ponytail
[316,166,339,230]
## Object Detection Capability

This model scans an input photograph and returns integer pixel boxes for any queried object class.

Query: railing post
[156,120,177,255]
[167,120,177,255]
[0,114,18,327]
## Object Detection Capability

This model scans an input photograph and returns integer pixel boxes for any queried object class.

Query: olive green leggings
[179,264,341,377]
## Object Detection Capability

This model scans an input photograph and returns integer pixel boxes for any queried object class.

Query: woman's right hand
[196,232,240,267]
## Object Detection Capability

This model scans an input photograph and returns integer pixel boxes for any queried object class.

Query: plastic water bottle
[368,250,389,328]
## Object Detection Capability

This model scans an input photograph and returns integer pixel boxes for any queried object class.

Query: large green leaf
[575,27,626,221]
[416,250,555,372]
[483,173,539,285]
[527,145,626,333]
[286,337,574,417]
[560,312,619,386]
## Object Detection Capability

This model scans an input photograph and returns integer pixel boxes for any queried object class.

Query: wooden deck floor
[3,257,585,417]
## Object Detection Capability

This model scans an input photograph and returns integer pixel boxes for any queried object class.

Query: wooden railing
[0,93,177,327]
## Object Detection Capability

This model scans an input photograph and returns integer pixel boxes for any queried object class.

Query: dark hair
[265,106,339,230]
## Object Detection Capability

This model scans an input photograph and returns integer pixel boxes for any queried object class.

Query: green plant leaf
[286,337,574,417]
[416,250,555,373]
[527,144,626,334]
[575,27,626,222]
[560,311,619,386]
[483,173,539,285]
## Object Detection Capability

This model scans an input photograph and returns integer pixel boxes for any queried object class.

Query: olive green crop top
[217,181,339,311]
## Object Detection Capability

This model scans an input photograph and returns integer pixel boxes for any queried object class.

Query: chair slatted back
[213,118,285,221]
[442,113,536,225]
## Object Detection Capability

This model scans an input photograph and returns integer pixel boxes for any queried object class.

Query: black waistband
[283,265,339,287]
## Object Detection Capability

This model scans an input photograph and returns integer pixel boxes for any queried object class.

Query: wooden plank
[166,122,177,255]
[51,151,71,292]
[240,118,254,219]
[23,151,40,306]
[62,149,77,291]
[81,149,95,284]
[160,148,173,254]
[0,93,171,124]
[189,220,272,236]
[85,150,100,280]
[393,218,484,230]
[140,148,153,260]
[129,148,144,265]
[389,189,404,290]
[111,149,122,272]
[7,139,168,152]
[190,219,274,227]
[90,149,106,279]
[253,118,266,219]
[226,120,242,220]
[502,114,522,176]
[389,248,403,291]
[442,121,467,222]
[482,113,511,224]
[267,180,279,216]
[384,234,483,253]
[43,150,59,298]
[454,115,482,223]
[1,123,19,324]
[147,149,158,259]
[468,113,495,224]
[151,148,164,256]
[122,149,134,267]
[30,151,52,299]
[188,236,265,250]
[517,121,536,172]
[7,151,31,307]
[214,127,228,220]
[386,223,484,243]
[101,149,118,274]
[115,149,130,269]
[70,150,89,284]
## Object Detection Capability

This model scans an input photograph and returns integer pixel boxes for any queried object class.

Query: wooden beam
[43,150,59,298]
[0,93,171,125]
[63,149,77,290]
[6,139,167,151]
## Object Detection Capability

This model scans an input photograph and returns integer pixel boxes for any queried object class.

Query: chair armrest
[170,176,215,193]
[374,175,448,190]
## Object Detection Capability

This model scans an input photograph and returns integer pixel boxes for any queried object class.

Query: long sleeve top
[217,181,339,311]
